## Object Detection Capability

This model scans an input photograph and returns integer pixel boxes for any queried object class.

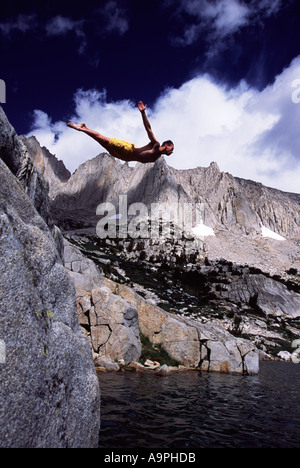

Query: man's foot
[67,122,87,131]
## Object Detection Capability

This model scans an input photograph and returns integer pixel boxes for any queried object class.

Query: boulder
[207,340,243,374]
[277,351,291,361]
[128,361,145,372]
[64,240,141,364]
[155,364,171,375]
[291,347,300,364]
[94,357,120,371]
[161,315,200,367]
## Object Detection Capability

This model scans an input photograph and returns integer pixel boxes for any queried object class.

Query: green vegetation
[139,332,181,367]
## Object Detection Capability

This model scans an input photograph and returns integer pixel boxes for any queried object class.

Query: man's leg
[67,122,110,150]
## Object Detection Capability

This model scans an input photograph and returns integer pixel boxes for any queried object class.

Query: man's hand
[138,101,147,112]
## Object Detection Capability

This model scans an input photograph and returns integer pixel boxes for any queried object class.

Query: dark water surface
[98,361,300,448]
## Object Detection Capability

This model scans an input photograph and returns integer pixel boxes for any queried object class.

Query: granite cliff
[0,107,100,448]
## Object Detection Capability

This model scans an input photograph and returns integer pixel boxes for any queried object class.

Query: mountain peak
[19,132,300,274]
[209,161,220,172]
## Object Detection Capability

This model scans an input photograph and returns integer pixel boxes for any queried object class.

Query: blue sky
[1,0,300,193]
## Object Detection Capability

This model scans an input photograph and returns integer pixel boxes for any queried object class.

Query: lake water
[98,361,300,449]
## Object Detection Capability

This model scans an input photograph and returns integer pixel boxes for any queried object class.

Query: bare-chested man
[67,101,174,163]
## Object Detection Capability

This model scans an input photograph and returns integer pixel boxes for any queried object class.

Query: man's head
[162,140,174,156]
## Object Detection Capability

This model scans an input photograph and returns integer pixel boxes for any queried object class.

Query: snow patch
[192,223,215,238]
[261,226,286,241]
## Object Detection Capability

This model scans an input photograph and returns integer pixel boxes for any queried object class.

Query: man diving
[67,101,174,164]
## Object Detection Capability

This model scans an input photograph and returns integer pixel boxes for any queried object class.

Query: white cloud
[0,12,87,53]
[169,0,284,52]
[46,15,83,36]
[251,0,283,17]
[27,56,300,194]
[45,15,87,54]
[0,14,37,36]
[198,0,249,37]
[101,0,129,36]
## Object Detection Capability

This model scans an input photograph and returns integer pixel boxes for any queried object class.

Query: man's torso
[133,142,161,163]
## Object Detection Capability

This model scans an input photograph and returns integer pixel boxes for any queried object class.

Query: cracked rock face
[0,107,100,448]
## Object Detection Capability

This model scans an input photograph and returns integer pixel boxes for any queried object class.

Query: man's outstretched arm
[138,101,159,144]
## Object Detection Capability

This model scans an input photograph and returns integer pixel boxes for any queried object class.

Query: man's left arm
[138,101,159,144]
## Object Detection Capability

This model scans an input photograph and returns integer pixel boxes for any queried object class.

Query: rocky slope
[20,131,300,362]
[0,107,100,448]
[64,237,258,375]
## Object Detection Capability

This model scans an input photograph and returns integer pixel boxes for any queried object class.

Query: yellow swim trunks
[107,138,135,162]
